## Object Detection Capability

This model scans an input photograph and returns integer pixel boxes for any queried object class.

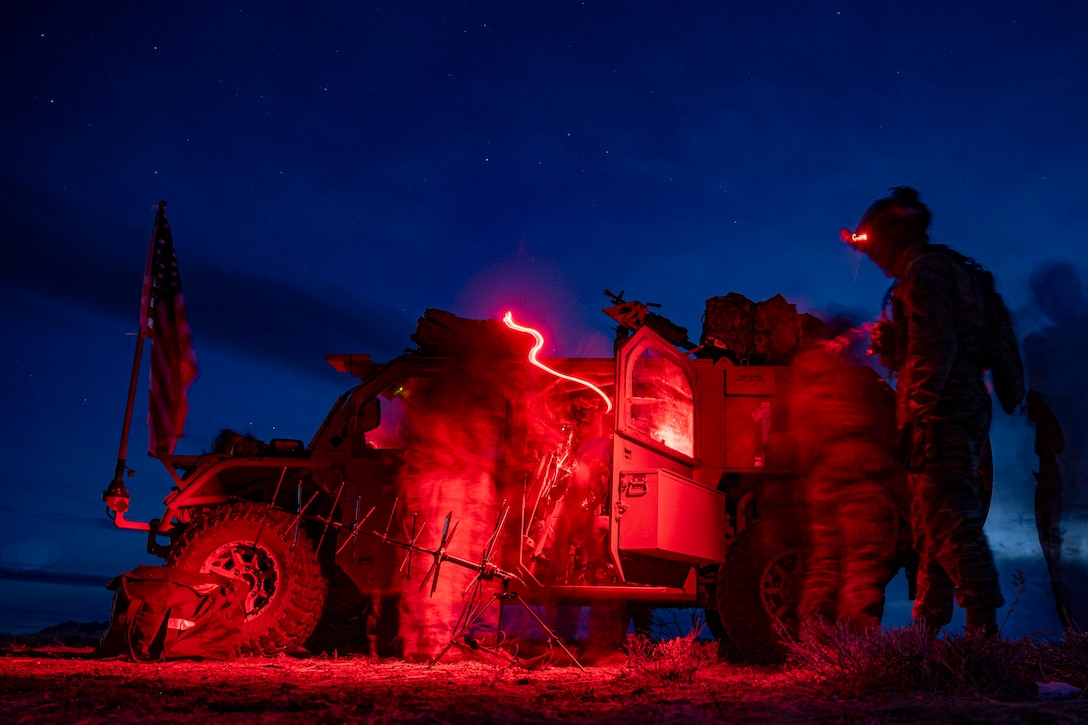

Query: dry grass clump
[782,572,1085,701]
[784,622,1061,701]
[624,630,718,683]
[1017,628,1088,691]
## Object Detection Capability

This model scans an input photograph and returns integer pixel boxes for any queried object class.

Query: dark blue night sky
[2,2,1086,635]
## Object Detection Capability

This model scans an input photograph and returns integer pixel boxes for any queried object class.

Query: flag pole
[103,202,166,521]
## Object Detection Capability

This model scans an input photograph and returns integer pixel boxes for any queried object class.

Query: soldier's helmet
[840,186,931,258]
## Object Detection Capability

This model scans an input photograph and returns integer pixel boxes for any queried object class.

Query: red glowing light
[502,311,613,413]
[840,227,868,247]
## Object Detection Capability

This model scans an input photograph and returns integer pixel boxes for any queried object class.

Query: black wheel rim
[201,541,278,620]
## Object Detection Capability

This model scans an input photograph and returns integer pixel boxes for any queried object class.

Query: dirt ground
[2,644,1087,724]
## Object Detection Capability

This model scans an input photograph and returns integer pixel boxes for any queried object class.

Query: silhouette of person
[787,323,912,634]
[843,187,1014,637]
[1022,261,1088,631]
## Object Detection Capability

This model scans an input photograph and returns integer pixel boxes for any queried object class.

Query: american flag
[146,202,198,456]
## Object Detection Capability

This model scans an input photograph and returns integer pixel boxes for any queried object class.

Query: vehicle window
[626,345,694,457]
[364,387,410,449]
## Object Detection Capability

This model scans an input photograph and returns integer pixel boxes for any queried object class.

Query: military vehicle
[103,291,901,662]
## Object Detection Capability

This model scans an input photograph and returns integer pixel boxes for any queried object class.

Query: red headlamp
[839,227,868,249]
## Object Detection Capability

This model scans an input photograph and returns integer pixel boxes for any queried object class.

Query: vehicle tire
[166,502,328,656]
[716,508,804,664]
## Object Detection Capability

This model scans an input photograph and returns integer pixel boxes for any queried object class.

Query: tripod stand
[423,501,584,671]
[353,497,584,670]
[428,563,585,671]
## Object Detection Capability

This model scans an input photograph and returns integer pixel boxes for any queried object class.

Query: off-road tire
[166,502,328,656]
[716,508,804,664]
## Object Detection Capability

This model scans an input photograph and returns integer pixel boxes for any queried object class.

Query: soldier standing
[1022,261,1088,630]
[842,187,1010,637]
[788,334,910,633]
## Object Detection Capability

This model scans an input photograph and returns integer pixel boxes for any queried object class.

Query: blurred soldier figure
[788,325,911,633]
[1025,390,1074,628]
[1022,261,1088,630]
[843,187,1015,637]
[396,388,501,662]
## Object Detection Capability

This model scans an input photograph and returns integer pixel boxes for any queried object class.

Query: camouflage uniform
[789,345,909,631]
[845,187,1005,634]
[887,245,1004,629]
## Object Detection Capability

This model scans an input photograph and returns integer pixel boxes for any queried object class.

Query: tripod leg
[427,593,500,668]
[512,594,585,671]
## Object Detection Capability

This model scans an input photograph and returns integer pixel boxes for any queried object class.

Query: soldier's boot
[965,607,998,638]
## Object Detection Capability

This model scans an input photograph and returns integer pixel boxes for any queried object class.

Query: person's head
[1029,260,1086,324]
[841,186,931,276]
